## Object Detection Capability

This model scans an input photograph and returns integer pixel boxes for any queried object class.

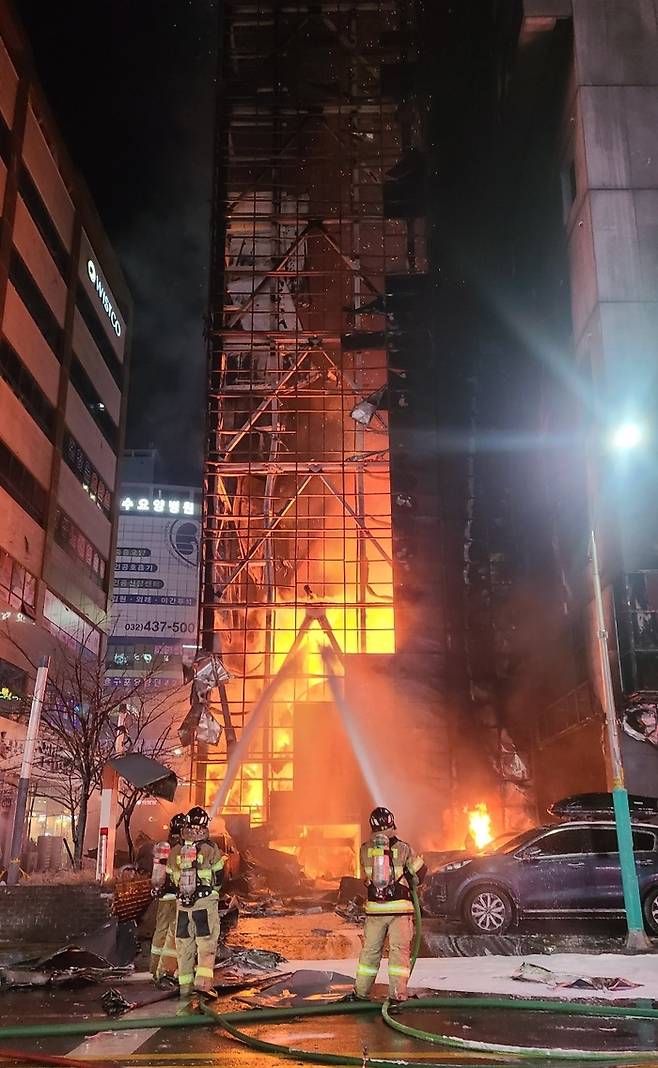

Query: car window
[589,828,618,853]
[634,830,655,851]
[535,828,592,855]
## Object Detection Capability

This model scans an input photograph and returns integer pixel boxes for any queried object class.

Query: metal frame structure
[202,0,426,825]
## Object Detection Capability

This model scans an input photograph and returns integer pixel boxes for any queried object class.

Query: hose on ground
[206,996,658,1065]
[2,993,658,1063]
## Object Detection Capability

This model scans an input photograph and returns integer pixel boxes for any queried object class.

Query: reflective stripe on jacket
[360,836,426,916]
[166,840,226,899]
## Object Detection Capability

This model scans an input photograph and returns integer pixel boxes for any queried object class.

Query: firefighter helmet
[369,807,396,832]
[170,812,187,836]
[187,806,210,829]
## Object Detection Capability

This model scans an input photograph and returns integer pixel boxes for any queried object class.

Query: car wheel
[642,887,658,935]
[463,885,513,934]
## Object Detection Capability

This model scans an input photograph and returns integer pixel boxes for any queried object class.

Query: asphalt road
[2,981,658,1068]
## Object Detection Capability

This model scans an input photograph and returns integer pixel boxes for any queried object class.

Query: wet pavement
[2,913,658,1066]
[3,977,658,1067]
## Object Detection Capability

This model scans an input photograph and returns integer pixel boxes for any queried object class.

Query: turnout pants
[149,899,177,978]
[355,914,414,1000]
[175,897,220,996]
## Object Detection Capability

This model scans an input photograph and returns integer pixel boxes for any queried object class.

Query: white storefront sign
[87,259,122,337]
[111,513,200,639]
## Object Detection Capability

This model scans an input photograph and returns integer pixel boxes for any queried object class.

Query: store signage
[87,259,122,337]
[120,498,195,515]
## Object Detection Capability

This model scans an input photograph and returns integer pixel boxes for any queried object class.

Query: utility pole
[96,704,128,882]
[590,531,651,951]
[7,657,50,886]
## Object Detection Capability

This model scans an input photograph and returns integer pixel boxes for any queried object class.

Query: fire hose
[1,887,657,1064]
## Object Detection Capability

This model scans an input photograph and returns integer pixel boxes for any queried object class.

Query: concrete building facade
[0,1,131,672]
[0,1,131,850]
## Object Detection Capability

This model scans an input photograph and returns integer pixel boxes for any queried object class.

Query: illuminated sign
[120,498,195,515]
[87,259,122,338]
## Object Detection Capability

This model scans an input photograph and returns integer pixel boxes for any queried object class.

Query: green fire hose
[1,884,657,1065]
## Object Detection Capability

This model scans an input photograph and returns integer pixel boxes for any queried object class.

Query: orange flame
[468,803,493,850]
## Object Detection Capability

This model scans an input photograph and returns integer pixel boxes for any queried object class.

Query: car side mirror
[519,845,542,861]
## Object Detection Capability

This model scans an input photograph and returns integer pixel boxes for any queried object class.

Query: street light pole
[96,704,128,882]
[589,529,651,951]
[7,657,50,886]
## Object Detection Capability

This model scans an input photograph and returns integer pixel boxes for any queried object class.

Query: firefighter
[166,806,226,1004]
[149,812,187,981]
[352,807,426,1003]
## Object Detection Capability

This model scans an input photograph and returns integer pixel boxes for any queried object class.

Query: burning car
[422,794,658,935]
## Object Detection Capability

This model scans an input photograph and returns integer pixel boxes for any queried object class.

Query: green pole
[590,531,650,951]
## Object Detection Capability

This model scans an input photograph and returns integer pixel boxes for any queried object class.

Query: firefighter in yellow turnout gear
[354,807,427,1003]
[166,807,226,1002]
[149,812,187,980]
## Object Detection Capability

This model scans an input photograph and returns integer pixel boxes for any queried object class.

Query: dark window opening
[69,356,119,452]
[18,166,70,277]
[0,111,10,166]
[0,336,56,440]
[0,438,47,526]
[75,284,124,388]
[9,249,62,358]
[53,507,107,589]
[0,547,37,617]
[62,429,113,516]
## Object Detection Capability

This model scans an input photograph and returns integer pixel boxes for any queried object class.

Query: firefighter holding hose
[166,806,226,1006]
[351,807,427,1003]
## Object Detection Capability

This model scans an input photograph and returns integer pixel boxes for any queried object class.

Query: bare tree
[114,699,182,862]
[1,626,186,866]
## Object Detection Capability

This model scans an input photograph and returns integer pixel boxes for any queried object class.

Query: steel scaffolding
[202,0,426,824]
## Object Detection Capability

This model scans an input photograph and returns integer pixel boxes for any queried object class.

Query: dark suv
[422,821,658,934]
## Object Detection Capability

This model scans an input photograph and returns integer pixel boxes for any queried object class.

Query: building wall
[0,0,131,685]
[502,2,658,807]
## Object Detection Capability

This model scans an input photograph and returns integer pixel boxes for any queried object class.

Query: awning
[107,753,177,801]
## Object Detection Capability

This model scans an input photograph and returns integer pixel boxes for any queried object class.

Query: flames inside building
[200,0,442,852]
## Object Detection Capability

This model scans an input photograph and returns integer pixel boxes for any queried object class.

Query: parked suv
[422,821,658,934]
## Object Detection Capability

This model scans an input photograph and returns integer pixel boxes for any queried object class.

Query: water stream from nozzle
[320,645,384,807]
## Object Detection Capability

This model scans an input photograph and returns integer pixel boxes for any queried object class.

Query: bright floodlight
[611,422,644,451]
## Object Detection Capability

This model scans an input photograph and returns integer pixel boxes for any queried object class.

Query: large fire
[468,803,493,851]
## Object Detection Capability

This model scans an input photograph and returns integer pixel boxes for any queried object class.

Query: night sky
[14,0,218,487]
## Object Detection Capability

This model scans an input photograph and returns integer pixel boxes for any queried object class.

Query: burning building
[199,0,461,854]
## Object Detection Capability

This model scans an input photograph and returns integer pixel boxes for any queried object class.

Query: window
[42,588,100,655]
[0,110,10,167]
[69,357,119,451]
[53,508,107,588]
[0,657,28,705]
[0,548,37,615]
[536,828,593,856]
[561,157,578,219]
[634,831,656,852]
[76,284,124,388]
[0,337,56,440]
[62,430,113,516]
[18,166,69,277]
[0,438,47,525]
[9,250,62,357]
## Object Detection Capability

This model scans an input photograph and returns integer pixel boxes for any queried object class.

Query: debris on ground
[512,962,643,991]
[218,944,288,971]
[0,921,139,991]
[243,846,312,895]
[235,968,354,1008]
[335,898,364,924]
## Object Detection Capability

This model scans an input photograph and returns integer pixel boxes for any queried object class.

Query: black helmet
[187,806,210,829]
[170,812,187,836]
[370,807,396,832]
